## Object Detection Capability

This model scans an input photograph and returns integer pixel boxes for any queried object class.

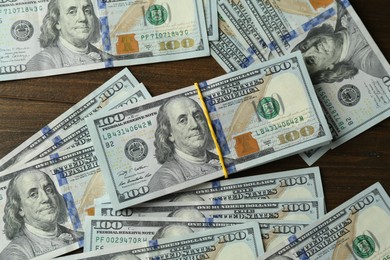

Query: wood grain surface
[0,0,389,246]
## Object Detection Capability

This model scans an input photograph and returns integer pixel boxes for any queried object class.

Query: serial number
[140,30,189,41]
[103,121,152,140]
[0,5,43,15]
[100,236,148,244]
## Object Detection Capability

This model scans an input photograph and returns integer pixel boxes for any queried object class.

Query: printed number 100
[278,126,315,144]
[159,38,195,51]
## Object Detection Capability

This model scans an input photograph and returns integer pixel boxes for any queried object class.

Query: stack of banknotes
[1,0,390,259]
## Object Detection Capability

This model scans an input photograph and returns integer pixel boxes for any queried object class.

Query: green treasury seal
[353,234,376,258]
[146,5,169,26]
[257,97,280,120]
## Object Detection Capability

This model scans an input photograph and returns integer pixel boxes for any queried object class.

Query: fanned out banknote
[94,198,325,222]
[0,0,210,81]
[57,221,265,260]
[260,182,390,259]
[155,166,324,203]
[83,216,310,252]
[0,68,140,173]
[86,52,331,209]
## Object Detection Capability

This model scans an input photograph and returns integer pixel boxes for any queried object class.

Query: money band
[194,82,228,179]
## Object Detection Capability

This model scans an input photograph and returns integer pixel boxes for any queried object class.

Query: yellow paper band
[194,82,228,179]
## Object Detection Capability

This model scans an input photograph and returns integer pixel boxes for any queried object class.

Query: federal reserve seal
[11,20,34,41]
[146,5,168,26]
[353,235,376,258]
[124,138,148,162]
[257,97,280,119]
[338,84,361,107]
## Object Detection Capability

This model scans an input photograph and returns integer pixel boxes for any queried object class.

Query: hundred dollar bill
[217,0,274,65]
[58,222,264,260]
[0,0,210,81]
[204,0,219,40]
[94,199,325,222]
[260,182,390,260]
[83,216,310,252]
[22,84,152,163]
[0,160,88,259]
[87,52,331,209]
[0,68,139,172]
[156,166,324,203]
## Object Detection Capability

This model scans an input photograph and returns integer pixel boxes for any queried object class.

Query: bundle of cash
[212,0,390,165]
[86,52,331,210]
[0,0,212,81]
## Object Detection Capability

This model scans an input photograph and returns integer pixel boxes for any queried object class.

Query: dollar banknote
[156,166,324,203]
[0,0,210,81]
[260,182,390,259]
[0,68,140,173]
[83,216,310,252]
[58,222,265,260]
[21,84,151,164]
[94,198,325,222]
[87,52,331,209]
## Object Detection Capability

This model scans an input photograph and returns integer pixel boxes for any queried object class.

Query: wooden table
[0,0,389,254]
